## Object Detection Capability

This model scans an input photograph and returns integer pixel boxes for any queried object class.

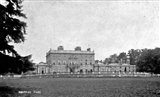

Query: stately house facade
[36,46,136,74]
[36,46,94,74]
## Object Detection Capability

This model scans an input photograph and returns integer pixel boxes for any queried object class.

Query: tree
[117,52,126,60]
[95,60,99,64]
[137,48,160,74]
[109,54,118,63]
[103,58,109,64]
[117,52,127,63]
[128,49,141,65]
[0,0,35,74]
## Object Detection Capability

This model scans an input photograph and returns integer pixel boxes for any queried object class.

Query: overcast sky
[11,0,159,63]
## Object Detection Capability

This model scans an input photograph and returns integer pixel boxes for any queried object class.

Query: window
[69,62,72,65]
[85,60,87,65]
[52,61,55,65]
[58,60,60,65]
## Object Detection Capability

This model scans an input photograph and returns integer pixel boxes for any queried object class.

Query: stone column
[37,67,39,74]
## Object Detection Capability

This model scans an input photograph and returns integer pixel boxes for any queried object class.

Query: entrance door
[42,70,44,74]
[90,69,93,73]
[124,67,127,72]
[80,69,83,74]
[70,68,73,73]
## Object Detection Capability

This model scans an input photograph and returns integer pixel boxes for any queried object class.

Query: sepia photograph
[0,0,159,97]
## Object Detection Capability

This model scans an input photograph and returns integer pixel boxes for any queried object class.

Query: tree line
[96,48,160,74]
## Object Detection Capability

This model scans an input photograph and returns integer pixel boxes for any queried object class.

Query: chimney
[58,46,64,50]
[75,46,81,51]
[87,48,91,51]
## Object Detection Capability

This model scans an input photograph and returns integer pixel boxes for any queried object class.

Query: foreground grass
[0,77,160,97]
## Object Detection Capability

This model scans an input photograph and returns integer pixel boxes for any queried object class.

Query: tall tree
[117,52,126,60]
[0,0,35,74]
[103,58,109,64]
[137,48,160,74]
[109,54,118,63]
[128,49,141,65]
[117,52,127,63]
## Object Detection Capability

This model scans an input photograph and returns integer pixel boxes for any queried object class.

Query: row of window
[97,67,135,71]
[50,56,93,60]
[51,55,93,57]
[51,60,94,64]
[52,62,94,65]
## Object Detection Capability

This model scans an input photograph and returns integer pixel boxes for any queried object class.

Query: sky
[7,0,159,63]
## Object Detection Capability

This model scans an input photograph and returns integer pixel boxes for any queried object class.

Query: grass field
[0,77,160,97]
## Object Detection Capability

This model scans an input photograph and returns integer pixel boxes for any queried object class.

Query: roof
[46,49,94,55]
[36,62,48,66]
[121,63,130,66]
[108,63,119,66]
[94,63,136,67]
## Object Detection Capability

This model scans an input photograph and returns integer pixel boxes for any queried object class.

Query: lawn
[0,77,160,97]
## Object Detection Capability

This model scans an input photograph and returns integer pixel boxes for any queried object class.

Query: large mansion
[36,46,136,74]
